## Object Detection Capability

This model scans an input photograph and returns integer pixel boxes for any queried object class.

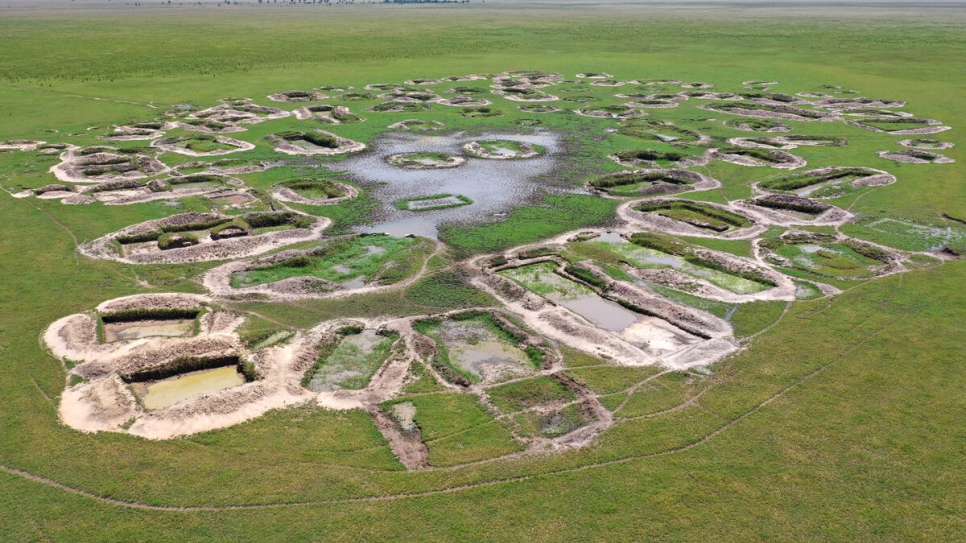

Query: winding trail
[0,347,857,512]
[740,301,793,345]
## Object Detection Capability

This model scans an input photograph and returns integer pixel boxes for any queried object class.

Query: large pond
[335,131,565,238]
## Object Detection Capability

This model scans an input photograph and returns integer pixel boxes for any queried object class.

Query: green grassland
[0,2,964,541]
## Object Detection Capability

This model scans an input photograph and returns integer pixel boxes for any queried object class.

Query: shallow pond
[137,365,244,410]
[450,340,532,382]
[335,131,566,238]
[103,319,194,342]
[430,319,534,383]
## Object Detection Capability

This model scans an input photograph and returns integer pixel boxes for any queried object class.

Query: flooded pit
[135,365,245,410]
[103,319,195,342]
[500,262,701,353]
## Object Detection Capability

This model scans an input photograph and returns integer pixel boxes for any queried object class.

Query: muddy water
[548,283,700,354]
[103,319,194,342]
[138,366,244,410]
[559,294,639,332]
[596,231,624,243]
[340,276,366,289]
[434,319,533,382]
[451,341,532,382]
[336,131,567,238]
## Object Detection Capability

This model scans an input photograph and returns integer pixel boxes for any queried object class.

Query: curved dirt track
[0,354,845,511]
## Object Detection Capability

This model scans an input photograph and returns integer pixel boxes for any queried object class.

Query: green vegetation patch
[486,375,576,414]
[160,135,238,153]
[758,167,879,193]
[383,393,522,466]
[274,130,339,149]
[564,365,663,396]
[584,234,776,292]
[851,117,938,132]
[459,106,502,118]
[403,270,496,310]
[841,216,966,253]
[395,193,472,211]
[279,178,346,200]
[513,403,591,438]
[612,148,686,165]
[438,194,618,254]
[615,370,710,418]
[231,235,426,289]
[618,118,701,143]
[634,200,752,232]
[759,232,892,283]
[156,232,199,250]
[731,300,788,338]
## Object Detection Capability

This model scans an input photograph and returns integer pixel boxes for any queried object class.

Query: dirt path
[0,351,848,511]
[2,85,159,110]
[28,201,78,247]
[740,301,793,345]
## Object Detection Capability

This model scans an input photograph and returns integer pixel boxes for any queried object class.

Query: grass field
[0,1,964,541]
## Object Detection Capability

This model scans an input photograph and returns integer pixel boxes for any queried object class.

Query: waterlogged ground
[230,235,420,289]
[585,240,769,295]
[308,329,395,392]
[338,131,565,238]
[424,318,534,383]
